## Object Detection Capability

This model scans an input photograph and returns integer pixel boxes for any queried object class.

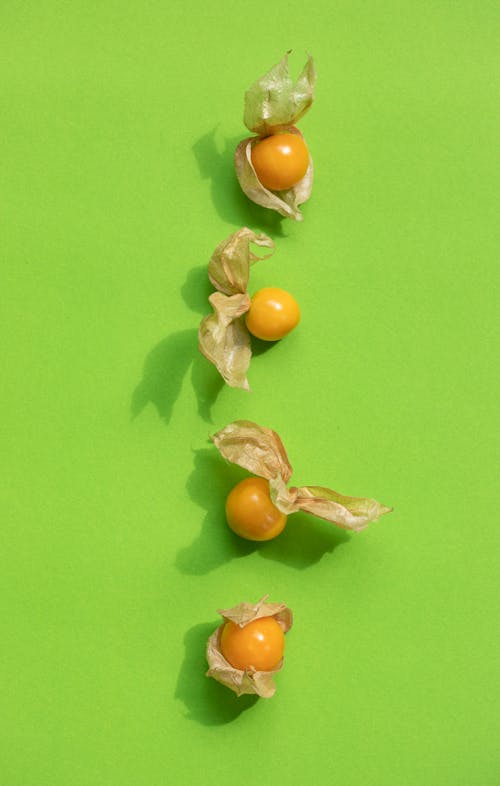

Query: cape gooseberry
[246,287,300,342]
[220,616,285,671]
[251,133,309,191]
[225,477,287,541]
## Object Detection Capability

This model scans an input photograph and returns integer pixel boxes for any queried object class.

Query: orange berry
[251,133,309,191]
[220,616,285,671]
[225,477,287,541]
[246,287,300,341]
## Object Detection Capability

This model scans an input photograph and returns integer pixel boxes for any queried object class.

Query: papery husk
[211,420,293,484]
[243,52,316,136]
[234,129,314,222]
[198,293,251,389]
[206,596,293,698]
[207,227,274,296]
[198,229,274,389]
[267,473,299,515]
[288,486,393,532]
[212,420,393,530]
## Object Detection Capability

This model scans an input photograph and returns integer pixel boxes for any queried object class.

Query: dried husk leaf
[211,420,293,484]
[243,53,316,136]
[207,227,274,296]
[212,420,393,530]
[206,596,293,698]
[268,473,300,515]
[270,482,393,530]
[198,229,274,389]
[234,129,313,222]
[293,486,393,532]
[198,293,252,389]
[218,596,293,631]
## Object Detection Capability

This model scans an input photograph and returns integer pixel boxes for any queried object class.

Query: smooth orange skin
[251,133,309,191]
[225,477,287,541]
[246,287,301,342]
[220,617,285,671]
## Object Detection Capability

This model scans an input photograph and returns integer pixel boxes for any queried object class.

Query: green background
[1,2,499,784]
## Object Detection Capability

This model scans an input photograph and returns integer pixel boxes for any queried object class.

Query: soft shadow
[190,354,225,423]
[175,622,259,725]
[181,265,212,315]
[258,510,350,569]
[175,448,350,575]
[251,336,281,358]
[132,326,224,425]
[176,449,256,575]
[192,128,287,235]
[131,328,196,423]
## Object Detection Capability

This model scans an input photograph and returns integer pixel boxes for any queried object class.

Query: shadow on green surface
[131,329,195,424]
[175,621,258,725]
[192,128,287,236]
[250,335,281,358]
[175,449,256,574]
[131,327,224,425]
[175,448,350,575]
[181,265,212,315]
[191,353,225,423]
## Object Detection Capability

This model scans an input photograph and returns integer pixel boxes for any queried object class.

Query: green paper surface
[1,2,499,785]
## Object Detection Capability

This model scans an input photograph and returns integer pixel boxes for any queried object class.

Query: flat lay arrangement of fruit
[188,53,391,698]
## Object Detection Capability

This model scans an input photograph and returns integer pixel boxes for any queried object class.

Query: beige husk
[207,227,274,295]
[206,596,293,698]
[211,420,293,484]
[212,420,393,532]
[243,52,316,136]
[235,53,316,220]
[198,229,274,390]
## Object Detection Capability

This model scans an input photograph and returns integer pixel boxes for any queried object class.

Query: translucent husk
[207,227,274,295]
[211,419,293,484]
[198,228,274,390]
[243,52,316,136]
[235,53,316,221]
[206,596,293,698]
[212,420,393,532]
